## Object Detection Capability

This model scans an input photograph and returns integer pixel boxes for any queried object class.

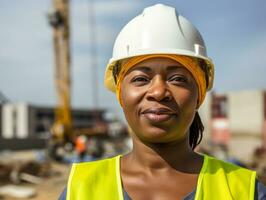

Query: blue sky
[0,0,266,117]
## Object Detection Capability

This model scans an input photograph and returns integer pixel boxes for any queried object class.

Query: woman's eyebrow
[166,65,184,71]
[129,66,152,73]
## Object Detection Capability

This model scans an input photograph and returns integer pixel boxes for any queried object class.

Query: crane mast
[47,0,127,161]
[48,0,72,143]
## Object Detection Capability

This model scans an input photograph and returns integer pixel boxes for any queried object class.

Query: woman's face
[121,57,198,144]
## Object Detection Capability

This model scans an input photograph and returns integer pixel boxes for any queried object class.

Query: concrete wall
[1,103,30,139]
[199,94,211,143]
[16,103,29,138]
[228,90,264,135]
[228,90,264,161]
[2,103,16,139]
[229,136,261,163]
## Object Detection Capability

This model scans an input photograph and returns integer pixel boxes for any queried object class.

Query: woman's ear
[196,100,200,110]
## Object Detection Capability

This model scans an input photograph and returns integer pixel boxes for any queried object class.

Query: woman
[60,4,266,200]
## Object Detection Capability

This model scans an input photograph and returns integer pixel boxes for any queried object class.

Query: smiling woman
[60,3,266,200]
[120,57,198,145]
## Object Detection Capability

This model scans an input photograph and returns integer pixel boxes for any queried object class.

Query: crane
[48,0,73,159]
[47,0,127,160]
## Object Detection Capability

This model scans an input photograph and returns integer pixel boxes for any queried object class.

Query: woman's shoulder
[203,154,255,173]
[201,154,257,189]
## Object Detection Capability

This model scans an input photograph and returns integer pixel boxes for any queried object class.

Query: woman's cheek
[177,87,198,111]
[122,84,144,106]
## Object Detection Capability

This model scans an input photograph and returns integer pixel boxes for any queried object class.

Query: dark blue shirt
[58,179,266,200]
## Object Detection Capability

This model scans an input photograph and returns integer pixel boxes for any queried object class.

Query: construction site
[1,0,266,199]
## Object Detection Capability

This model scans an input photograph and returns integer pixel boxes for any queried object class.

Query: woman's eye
[169,75,188,83]
[131,76,149,83]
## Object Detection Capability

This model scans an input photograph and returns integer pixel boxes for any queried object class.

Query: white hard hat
[105,3,214,92]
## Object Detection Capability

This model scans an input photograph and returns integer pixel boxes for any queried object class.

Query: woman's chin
[133,123,188,145]
[136,128,173,144]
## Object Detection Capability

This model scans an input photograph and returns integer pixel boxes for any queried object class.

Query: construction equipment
[47,0,128,161]
[47,0,73,159]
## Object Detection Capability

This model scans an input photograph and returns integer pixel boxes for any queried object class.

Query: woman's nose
[146,77,172,102]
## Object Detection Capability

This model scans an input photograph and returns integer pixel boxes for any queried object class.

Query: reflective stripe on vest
[66,155,256,200]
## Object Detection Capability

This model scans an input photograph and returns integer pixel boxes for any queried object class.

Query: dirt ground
[0,151,71,200]
[6,164,69,200]
[1,148,266,200]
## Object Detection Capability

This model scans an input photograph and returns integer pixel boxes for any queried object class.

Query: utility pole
[88,0,98,108]
[48,0,72,143]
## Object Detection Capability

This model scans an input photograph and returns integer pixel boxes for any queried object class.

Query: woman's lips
[142,113,175,123]
[141,108,176,123]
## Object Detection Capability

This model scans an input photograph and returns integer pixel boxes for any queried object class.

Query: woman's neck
[123,136,202,174]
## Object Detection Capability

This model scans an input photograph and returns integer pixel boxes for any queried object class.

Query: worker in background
[59,4,266,199]
[75,135,87,161]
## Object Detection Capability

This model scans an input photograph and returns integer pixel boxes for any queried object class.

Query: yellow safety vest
[66,155,256,200]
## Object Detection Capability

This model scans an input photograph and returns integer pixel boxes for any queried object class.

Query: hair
[112,58,207,150]
[112,61,122,84]
[189,58,209,150]
[189,112,204,150]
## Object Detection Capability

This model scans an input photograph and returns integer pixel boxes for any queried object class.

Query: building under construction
[200,89,266,162]
[0,103,127,152]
